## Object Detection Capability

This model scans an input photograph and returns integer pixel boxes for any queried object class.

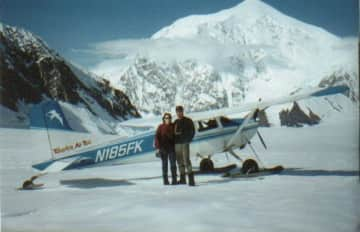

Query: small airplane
[28,85,349,184]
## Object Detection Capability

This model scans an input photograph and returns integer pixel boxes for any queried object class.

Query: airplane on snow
[24,85,349,188]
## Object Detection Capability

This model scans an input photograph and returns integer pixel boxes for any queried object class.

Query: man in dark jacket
[174,105,196,186]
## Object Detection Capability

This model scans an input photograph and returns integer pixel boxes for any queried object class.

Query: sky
[0,0,358,68]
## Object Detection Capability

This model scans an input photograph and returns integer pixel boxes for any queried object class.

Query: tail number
[95,140,144,163]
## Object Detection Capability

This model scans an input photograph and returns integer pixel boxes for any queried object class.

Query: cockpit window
[197,118,218,132]
[220,116,239,127]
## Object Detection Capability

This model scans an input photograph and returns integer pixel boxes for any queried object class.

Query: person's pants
[160,150,177,177]
[175,143,192,175]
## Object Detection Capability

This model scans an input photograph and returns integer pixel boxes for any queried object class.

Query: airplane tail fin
[30,101,96,171]
[30,100,73,131]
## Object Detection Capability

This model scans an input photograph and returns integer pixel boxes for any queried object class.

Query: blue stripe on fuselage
[32,120,259,171]
[32,132,156,171]
[67,133,155,169]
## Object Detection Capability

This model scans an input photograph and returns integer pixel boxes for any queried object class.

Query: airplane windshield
[197,118,218,132]
[220,116,239,127]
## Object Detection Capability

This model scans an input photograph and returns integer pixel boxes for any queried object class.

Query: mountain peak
[1,23,140,132]
[238,0,274,8]
[228,0,279,15]
[152,0,284,39]
[0,22,54,59]
[152,0,339,43]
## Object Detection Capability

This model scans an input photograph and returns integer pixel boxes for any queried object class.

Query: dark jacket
[174,116,195,144]
[155,123,175,152]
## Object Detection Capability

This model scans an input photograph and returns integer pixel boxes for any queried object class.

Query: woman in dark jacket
[154,112,177,185]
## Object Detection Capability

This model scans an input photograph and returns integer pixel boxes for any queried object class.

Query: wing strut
[225,108,258,150]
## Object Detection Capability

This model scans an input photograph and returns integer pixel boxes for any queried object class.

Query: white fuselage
[108,116,259,166]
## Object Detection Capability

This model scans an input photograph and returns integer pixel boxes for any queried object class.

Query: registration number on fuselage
[95,140,144,163]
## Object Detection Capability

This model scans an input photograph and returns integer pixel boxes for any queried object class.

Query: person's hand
[155,149,161,158]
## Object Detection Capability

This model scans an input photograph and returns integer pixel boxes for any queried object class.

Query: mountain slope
[106,0,357,118]
[0,23,140,132]
[117,57,228,115]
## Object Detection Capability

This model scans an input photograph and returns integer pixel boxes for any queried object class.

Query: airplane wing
[189,85,349,120]
[121,85,349,125]
[221,85,348,151]
[119,117,161,129]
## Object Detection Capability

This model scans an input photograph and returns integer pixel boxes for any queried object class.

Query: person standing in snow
[174,105,196,186]
[154,112,177,185]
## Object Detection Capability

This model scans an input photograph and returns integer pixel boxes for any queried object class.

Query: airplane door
[192,118,223,156]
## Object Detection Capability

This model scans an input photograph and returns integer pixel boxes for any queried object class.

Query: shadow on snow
[58,168,359,189]
[279,168,359,177]
[59,176,162,189]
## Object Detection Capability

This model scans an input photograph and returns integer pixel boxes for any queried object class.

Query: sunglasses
[164,117,171,120]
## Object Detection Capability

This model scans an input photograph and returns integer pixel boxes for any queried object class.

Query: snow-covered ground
[1,116,359,232]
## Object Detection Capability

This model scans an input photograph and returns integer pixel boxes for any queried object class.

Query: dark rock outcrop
[0,23,140,126]
[279,101,320,127]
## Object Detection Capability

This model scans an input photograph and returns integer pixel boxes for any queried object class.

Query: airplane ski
[223,165,284,178]
[18,173,47,190]
[194,164,237,174]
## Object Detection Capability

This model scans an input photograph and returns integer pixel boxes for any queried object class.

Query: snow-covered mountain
[96,0,357,120]
[118,57,229,114]
[0,23,140,132]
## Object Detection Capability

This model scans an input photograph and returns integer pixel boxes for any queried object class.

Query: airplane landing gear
[196,153,237,174]
[241,159,259,174]
[226,149,260,174]
[199,158,214,172]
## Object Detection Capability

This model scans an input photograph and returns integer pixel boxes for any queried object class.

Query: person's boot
[188,172,195,186]
[179,174,186,184]
[171,167,177,185]
[163,175,169,185]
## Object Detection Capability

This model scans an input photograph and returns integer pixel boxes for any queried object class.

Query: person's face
[164,115,171,124]
[176,110,184,118]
